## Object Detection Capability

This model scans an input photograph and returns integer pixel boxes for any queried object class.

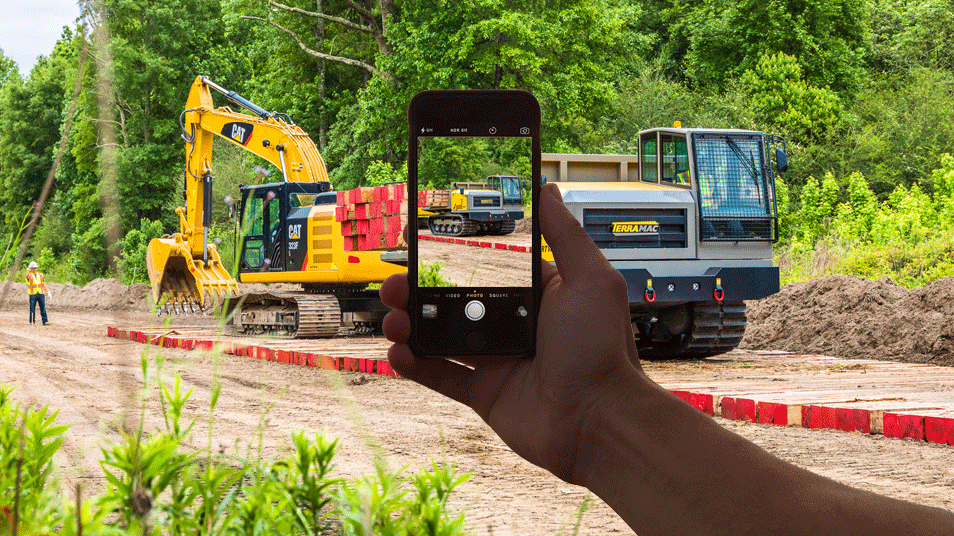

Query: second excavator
[146,76,406,336]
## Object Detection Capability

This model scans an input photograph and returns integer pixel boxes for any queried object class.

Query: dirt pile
[1,279,152,311]
[741,275,954,366]
[514,215,532,234]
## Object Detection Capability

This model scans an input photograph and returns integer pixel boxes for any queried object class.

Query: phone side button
[465,331,486,351]
[465,300,485,321]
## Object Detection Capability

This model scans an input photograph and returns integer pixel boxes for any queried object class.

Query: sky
[0,0,82,75]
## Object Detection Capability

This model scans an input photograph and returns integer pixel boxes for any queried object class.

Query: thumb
[539,183,614,285]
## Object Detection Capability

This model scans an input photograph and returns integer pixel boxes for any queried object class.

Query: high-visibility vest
[699,174,715,208]
[26,272,45,295]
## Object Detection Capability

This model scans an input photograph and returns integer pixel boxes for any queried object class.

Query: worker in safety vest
[699,173,716,209]
[26,261,50,325]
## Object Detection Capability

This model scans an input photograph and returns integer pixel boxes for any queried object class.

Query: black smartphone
[407,90,541,359]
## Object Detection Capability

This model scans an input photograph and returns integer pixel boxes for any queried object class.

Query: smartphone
[407,90,541,359]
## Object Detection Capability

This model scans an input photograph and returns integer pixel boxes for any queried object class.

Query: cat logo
[611,221,659,235]
[221,121,254,146]
[288,224,302,240]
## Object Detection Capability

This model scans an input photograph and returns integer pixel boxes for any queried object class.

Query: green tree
[117,218,164,283]
[831,172,878,242]
[683,0,868,96]
[0,29,78,232]
[243,0,636,183]
[794,173,838,245]
[795,68,954,197]
[0,48,16,90]
[78,0,229,235]
[740,52,842,142]
[869,0,954,73]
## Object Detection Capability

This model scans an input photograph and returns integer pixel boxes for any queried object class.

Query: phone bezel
[407,89,541,359]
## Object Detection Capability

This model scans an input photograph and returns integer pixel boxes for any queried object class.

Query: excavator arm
[146,76,331,311]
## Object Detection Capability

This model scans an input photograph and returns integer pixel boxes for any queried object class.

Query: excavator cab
[237,181,332,275]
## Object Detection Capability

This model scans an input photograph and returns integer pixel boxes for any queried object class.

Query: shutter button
[465,300,485,321]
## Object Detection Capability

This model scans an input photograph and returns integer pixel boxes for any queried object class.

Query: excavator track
[682,301,747,358]
[488,220,516,235]
[227,291,341,338]
[428,215,479,237]
[635,301,747,360]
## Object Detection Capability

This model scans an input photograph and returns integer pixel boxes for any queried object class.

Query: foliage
[0,48,17,89]
[335,461,470,536]
[0,357,473,534]
[869,0,954,73]
[777,156,954,287]
[419,261,455,287]
[366,160,408,186]
[0,385,68,535]
[682,0,868,96]
[740,53,842,143]
[0,28,77,232]
[0,205,33,276]
[117,218,165,284]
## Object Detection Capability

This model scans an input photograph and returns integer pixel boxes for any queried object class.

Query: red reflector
[348,255,360,263]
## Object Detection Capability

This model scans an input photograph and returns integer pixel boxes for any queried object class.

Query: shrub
[419,261,455,287]
[0,361,474,535]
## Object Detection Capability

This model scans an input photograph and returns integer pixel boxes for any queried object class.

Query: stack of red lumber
[335,184,408,251]
[418,189,450,209]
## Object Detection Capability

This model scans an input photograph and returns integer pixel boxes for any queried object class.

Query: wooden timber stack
[418,189,450,210]
[335,184,408,251]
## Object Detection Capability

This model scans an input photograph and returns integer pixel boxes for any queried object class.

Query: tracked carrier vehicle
[542,126,787,359]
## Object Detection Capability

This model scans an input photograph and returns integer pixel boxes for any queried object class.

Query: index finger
[539,183,614,285]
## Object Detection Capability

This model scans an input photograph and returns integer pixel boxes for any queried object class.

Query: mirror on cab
[775,147,789,173]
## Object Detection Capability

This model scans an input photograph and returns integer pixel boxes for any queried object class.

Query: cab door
[239,185,286,274]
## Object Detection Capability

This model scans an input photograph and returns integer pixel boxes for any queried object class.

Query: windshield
[692,133,777,241]
[500,177,523,199]
[693,135,773,217]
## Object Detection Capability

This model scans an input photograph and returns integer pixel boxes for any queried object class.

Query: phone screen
[408,90,540,358]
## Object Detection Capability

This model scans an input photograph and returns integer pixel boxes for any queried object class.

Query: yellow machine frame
[147,75,402,308]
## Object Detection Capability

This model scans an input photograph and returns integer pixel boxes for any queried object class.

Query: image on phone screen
[417,135,531,289]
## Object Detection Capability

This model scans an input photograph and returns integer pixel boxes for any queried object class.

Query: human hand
[379,182,645,484]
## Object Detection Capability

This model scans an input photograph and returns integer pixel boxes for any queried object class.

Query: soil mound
[1,278,152,311]
[513,215,532,234]
[741,275,954,366]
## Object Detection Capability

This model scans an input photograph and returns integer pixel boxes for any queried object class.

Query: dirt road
[1,306,952,535]
[418,232,532,287]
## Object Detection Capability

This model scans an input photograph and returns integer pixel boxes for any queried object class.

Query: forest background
[2,0,954,289]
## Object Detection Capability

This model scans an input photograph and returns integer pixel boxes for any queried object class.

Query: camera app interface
[415,134,534,332]
[416,135,532,290]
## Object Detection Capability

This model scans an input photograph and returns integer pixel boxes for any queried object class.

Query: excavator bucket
[146,236,238,313]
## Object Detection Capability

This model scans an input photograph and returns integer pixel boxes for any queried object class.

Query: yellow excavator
[146,75,406,336]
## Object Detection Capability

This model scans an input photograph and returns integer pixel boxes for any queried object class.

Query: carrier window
[640,132,658,183]
[660,133,690,186]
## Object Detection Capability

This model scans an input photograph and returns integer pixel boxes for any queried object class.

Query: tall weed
[0,357,476,536]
